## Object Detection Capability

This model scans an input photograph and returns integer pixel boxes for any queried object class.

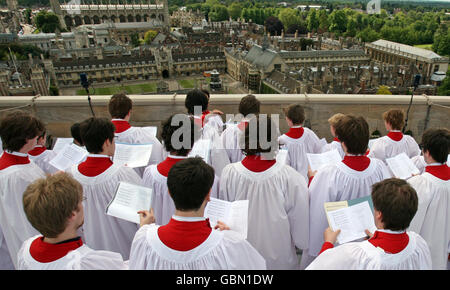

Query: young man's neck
[174,209,205,218]
[43,229,78,244]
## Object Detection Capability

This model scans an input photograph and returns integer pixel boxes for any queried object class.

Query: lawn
[414,44,433,51]
[76,82,157,95]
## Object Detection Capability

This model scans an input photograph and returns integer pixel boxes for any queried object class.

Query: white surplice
[408,171,450,270]
[67,161,142,260]
[306,231,431,270]
[321,140,345,159]
[0,153,45,268]
[129,222,266,270]
[411,155,427,174]
[199,124,230,178]
[368,134,421,162]
[278,127,324,182]
[307,158,392,259]
[219,161,309,270]
[28,148,59,174]
[220,123,245,164]
[17,235,128,270]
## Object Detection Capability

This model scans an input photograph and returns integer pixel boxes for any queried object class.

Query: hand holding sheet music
[204,198,249,239]
[106,182,152,224]
[386,152,420,179]
[113,142,153,168]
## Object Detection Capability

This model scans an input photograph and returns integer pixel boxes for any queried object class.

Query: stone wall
[0,94,449,143]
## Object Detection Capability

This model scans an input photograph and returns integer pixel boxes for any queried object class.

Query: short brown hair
[371,178,418,231]
[283,104,305,125]
[334,114,369,155]
[239,95,260,116]
[108,93,132,119]
[421,128,450,164]
[241,114,278,156]
[383,109,405,130]
[328,113,346,127]
[0,110,45,152]
[23,172,83,238]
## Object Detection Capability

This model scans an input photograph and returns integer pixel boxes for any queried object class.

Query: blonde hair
[383,109,405,130]
[23,172,83,238]
[328,113,346,127]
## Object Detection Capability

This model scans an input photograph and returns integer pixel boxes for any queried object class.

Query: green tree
[34,11,61,33]
[208,4,229,22]
[144,30,158,44]
[278,8,300,31]
[306,9,320,33]
[377,85,392,95]
[328,10,347,35]
[437,69,450,96]
[228,2,242,20]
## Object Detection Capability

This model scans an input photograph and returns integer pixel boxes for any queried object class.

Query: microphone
[79,73,95,117]
[413,74,421,90]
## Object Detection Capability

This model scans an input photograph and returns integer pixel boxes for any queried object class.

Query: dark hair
[0,110,44,151]
[421,128,450,164]
[371,178,418,231]
[334,114,369,155]
[241,114,278,156]
[70,122,83,146]
[283,104,305,125]
[167,157,215,211]
[239,95,260,116]
[108,93,132,119]
[185,89,209,114]
[79,117,115,154]
[200,89,210,100]
[161,114,199,156]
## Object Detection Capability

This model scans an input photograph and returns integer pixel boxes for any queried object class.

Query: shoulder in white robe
[129,224,266,270]
[220,124,245,164]
[219,161,309,270]
[368,135,421,162]
[67,163,142,260]
[306,232,431,270]
[308,158,392,257]
[408,173,450,270]
[0,162,45,268]
[17,235,128,270]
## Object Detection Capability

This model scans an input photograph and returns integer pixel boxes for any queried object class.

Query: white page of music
[204,198,249,239]
[106,182,152,224]
[327,201,377,244]
[188,139,211,163]
[113,142,153,168]
[49,143,88,171]
[307,149,342,172]
[52,138,74,153]
[386,152,420,179]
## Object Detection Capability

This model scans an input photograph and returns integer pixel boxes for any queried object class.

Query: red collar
[425,164,450,181]
[157,156,187,177]
[0,151,30,170]
[157,218,212,251]
[78,156,113,177]
[28,146,47,157]
[237,120,248,131]
[29,236,83,263]
[342,155,371,171]
[241,155,276,172]
[111,120,131,134]
[387,131,403,142]
[368,231,409,254]
[333,137,340,142]
[285,127,304,139]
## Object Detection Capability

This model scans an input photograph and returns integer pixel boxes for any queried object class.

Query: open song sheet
[49,143,88,171]
[113,142,153,168]
[386,152,420,179]
[52,138,74,153]
[106,182,153,224]
[307,149,342,172]
[204,198,249,239]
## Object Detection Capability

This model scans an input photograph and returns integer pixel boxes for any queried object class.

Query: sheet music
[106,182,152,224]
[113,142,153,168]
[49,143,88,171]
[188,139,211,163]
[52,138,74,153]
[204,198,249,239]
[386,152,420,179]
[327,201,377,244]
[307,149,342,172]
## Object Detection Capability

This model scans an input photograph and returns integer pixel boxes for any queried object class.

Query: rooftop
[369,39,447,61]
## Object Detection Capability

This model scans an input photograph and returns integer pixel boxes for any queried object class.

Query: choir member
[321,113,346,158]
[28,130,58,174]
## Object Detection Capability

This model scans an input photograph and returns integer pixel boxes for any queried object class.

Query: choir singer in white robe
[18,172,127,270]
[304,115,392,269]
[306,178,432,270]
[130,157,266,270]
[320,113,346,158]
[67,117,143,260]
[219,115,309,270]
[408,128,450,270]
[0,111,46,269]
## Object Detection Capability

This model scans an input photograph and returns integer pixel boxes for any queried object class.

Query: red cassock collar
[342,155,371,171]
[0,151,30,170]
[111,119,131,134]
[425,164,450,181]
[241,155,276,172]
[157,156,186,177]
[333,137,340,142]
[157,218,212,251]
[77,156,113,177]
[29,236,83,263]
[237,120,248,131]
[28,146,47,157]
[387,131,403,142]
[285,127,304,139]
[368,231,409,254]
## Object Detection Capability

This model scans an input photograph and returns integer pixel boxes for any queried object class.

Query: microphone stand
[84,86,95,117]
[403,85,416,134]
